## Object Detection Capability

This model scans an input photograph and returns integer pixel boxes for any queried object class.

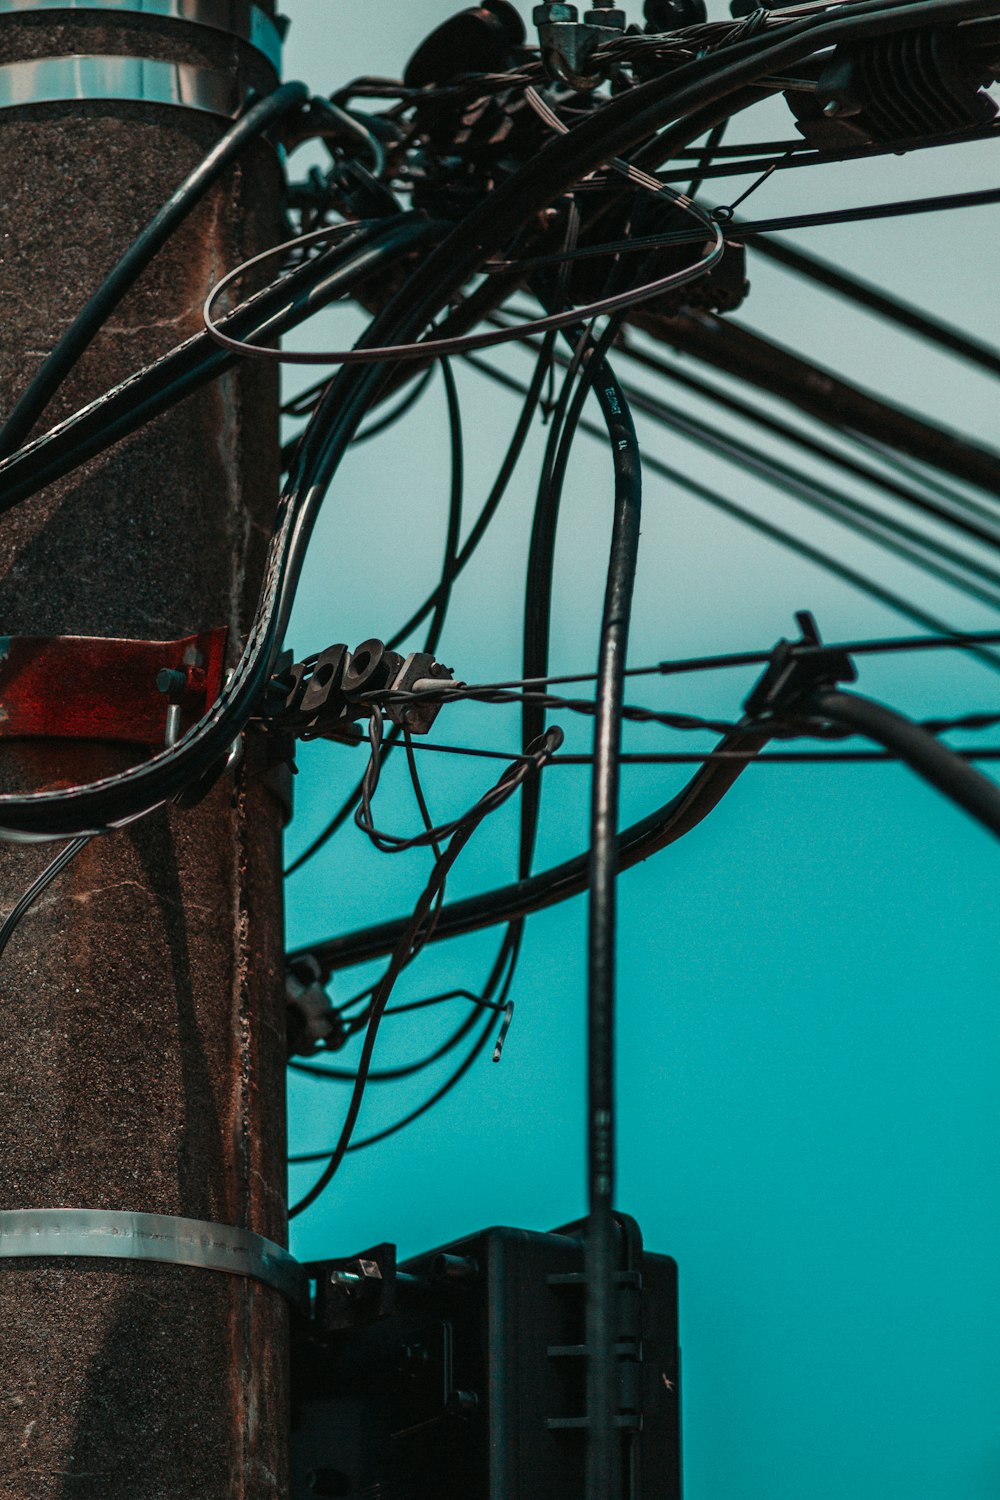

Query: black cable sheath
[619,341,1000,551]
[806,689,1000,839]
[288,741,554,1217]
[0,81,309,459]
[620,376,1000,607]
[583,356,642,1499]
[520,327,595,876]
[5,0,988,835]
[0,837,90,961]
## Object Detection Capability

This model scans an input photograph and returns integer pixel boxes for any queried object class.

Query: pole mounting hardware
[0,0,285,74]
[0,626,228,749]
[0,1208,308,1310]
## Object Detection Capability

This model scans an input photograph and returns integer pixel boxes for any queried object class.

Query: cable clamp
[0,1208,308,1310]
[533,2,622,90]
[0,0,285,75]
[261,638,459,745]
[742,610,856,727]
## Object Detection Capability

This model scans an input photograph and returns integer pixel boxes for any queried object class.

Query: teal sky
[279,7,1000,1495]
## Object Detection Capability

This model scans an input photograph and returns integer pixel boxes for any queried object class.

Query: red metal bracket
[0,628,228,748]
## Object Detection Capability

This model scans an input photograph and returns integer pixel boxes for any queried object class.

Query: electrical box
[291,1215,680,1499]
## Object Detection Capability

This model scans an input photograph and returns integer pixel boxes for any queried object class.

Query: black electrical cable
[618,377,1000,609]
[290,924,518,1090]
[468,352,1000,666]
[292,886,523,1093]
[490,185,1000,276]
[618,340,1000,551]
[16,0,984,835]
[582,354,643,1500]
[281,367,435,471]
[201,204,724,365]
[0,837,91,962]
[747,234,1000,379]
[379,627,1000,696]
[850,437,1000,529]
[299,1004,496,1158]
[0,80,310,460]
[686,118,729,200]
[802,689,1000,838]
[513,334,1000,603]
[283,351,466,878]
[278,4,1000,999]
[0,214,444,522]
[359,739,1000,767]
[4,0,986,532]
[520,322,602,876]
[353,708,550,853]
[388,333,555,651]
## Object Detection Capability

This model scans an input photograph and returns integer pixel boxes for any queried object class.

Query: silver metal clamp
[0,1208,309,1311]
[0,52,247,115]
[0,0,284,74]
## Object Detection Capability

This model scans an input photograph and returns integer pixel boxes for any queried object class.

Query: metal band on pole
[0,1209,309,1311]
[0,0,284,73]
[0,54,245,114]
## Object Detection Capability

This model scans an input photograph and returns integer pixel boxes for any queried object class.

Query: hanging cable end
[492,1002,515,1062]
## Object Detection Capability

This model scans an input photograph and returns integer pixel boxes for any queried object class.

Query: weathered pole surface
[0,7,291,1498]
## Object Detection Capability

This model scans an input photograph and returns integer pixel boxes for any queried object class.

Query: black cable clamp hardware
[742,610,857,728]
[261,638,459,746]
[286,954,345,1060]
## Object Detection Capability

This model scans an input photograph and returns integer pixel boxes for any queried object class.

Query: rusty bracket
[0,627,228,748]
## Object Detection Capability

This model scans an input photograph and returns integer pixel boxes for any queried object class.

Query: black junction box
[291,1215,680,1499]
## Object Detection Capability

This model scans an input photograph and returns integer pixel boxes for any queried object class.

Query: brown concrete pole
[0,7,292,1499]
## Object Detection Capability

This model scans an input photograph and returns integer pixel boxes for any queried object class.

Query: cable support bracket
[0,1208,308,1310]
[0,627,228,750]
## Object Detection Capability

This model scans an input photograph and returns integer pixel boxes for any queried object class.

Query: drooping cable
[288,730,560,1218]
[283,338,553,878]
[801,690,1000,839]
[0,218,446,838]
[283,352,466,878]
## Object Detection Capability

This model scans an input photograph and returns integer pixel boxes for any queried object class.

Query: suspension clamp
[261,638,459,745]
[742,611,856,727]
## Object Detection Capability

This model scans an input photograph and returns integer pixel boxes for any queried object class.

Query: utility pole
[0,6,291,1497]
